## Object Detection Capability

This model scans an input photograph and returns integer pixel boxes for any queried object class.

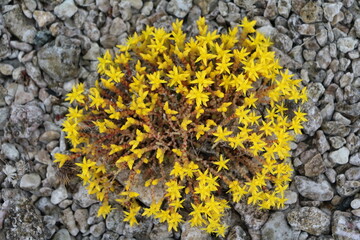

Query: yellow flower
[123,206,141,226]
[213,155,230,172]
[181,118,192,130]
[216,102,232,113]
[54,153,70,168]
[97,201,115,218]
[186,85,210,106]
[239,17,256,34]
[65,83,85,104]
[213,126,233,143]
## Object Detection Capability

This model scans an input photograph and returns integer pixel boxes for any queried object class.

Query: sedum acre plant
[55,17,307,236]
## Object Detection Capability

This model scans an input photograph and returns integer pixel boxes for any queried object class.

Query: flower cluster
[55,17,307,236]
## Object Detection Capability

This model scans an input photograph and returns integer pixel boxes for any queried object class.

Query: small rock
[166,0,193,18]
[106,206,125,234]
[96,0,111,12]
[304,153,325,177]
[355,18,360,38]
[33,11,56,28]
[37,35,81,82]
[294,175,334,201]
[339,72,354,88]
[234,203,269,230]
[274,33,293,53]
[303,106,323,136]
[287,207,331,236]
[0,63,14,76]
[35,149,52,165]
[300,1,323,23]
[150,223,173,240]
[307,82,325,102]
[278,0,291,18]
[227,225,250,240]
[321,121,350,137]
[59,199,72,209]
[181,221,212,240]
[14,84,34,105]
[329,147,350,165]
[351,209,360,217]
[345,167,360,181]
[297,24,315,35]
[83,42,100,60]
[141,1,153,16]
[52,229,71,240]
[337,37,358,54]
[102,232,121,240]
[100,34,117,48]
[74,208,89,233]
[218,1,228,17]
[35,197,56,215]
[315,130,330,154]
[39,131,60,143]
[264,0,277,19]
[257,25,278,39]
[352,59,360,78]
[316,27,328,46]
[20,173,41,191]
[0,34,11,60]
[350,199,360,209]
[332,211,360,239]
[316,46,331,69]
[9,41,33,52]
[323,2,343,22]
[0,107,10,130]
[73,184,98,208]
[23,0,37,12]
[62,208,79,236]
[3,5,36,43]
[84,22,100,42]
[109,17,127,36]
[118,0,132,21]
[336,102,360,117]
[122,0,143,10]
[1,143,20,161]
[51,184,68,205]
[329,136,346,149]
[349,153,360,166]
[34,30,53,47]
[90,222,106,238]
[284,190,298,204]
[54,0,78,20]
[261,212,298,240]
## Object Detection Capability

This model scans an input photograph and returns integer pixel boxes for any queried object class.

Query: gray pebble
[294,175,334,201]
[1,143,20,161]
[328,147,350,165]
[166,0,193,18]
[20,173,41,191]
[54,0,78,20]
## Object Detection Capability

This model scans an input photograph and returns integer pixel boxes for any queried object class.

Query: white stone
[329,147,350,165]
[51,184,68,205]
[337,37,358,53]
[33,10,56,27]
[0,63,14,76]
[54,0,78,20]
[351,199,360,209]
[1,143,19,161]
[323,2,343,21]
[166,0,193,18]
[20,173,41,191]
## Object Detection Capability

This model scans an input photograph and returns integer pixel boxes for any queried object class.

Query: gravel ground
[0,0,360,239]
